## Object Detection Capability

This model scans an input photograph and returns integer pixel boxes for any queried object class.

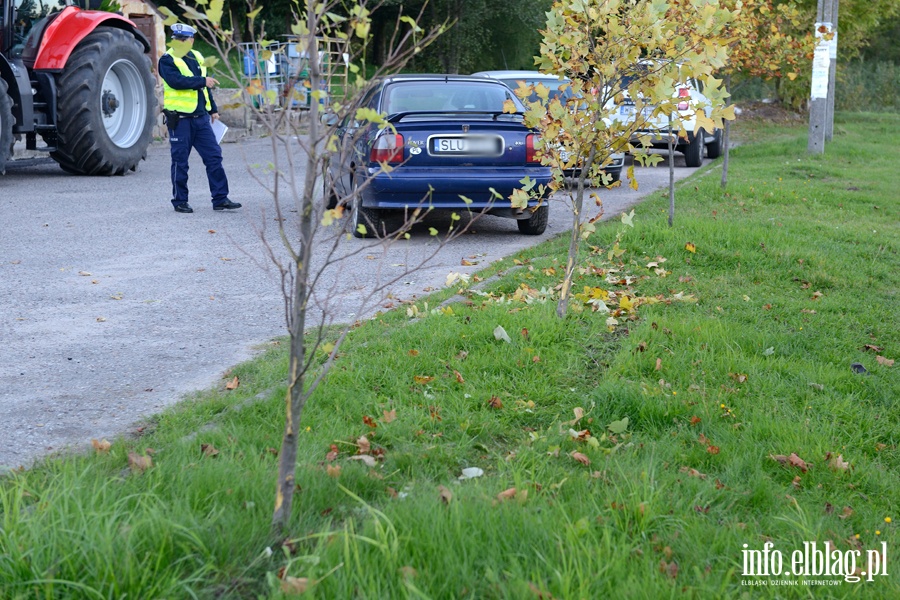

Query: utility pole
[807,0,832,154]
[825,0,840,141]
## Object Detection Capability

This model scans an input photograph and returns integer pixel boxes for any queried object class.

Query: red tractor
[1,0,156,175]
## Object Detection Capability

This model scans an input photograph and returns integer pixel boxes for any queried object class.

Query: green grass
[1,113,899,598]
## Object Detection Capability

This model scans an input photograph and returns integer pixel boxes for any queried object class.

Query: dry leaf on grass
[356,435,370,453]
[679,466,707,479]
[770,452,808,472]
[382,409,397,423]
[128,452,153,473]
[280,576,309,594]
[497,487,518,501]
[326,464,341,478]
[225,376,239,390]
[348,455,377,467]
[571,452,590,466]
[826,452,850,471]
[201,443,219,457]
[91,438,111,453]
[875,355,895,367]
[438,485,453,504]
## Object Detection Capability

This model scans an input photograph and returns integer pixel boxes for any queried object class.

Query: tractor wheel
[0,78,13,174]
[52,27,156,175]
[517,203,549,235]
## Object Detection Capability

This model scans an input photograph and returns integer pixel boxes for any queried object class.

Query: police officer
[159,23,241,213]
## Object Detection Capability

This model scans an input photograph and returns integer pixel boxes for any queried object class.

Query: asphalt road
[0,135,699,469]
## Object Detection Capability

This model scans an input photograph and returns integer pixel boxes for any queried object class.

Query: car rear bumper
[361,167,552,210]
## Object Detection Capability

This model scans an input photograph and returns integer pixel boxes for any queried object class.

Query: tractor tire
[683,130,704,168]
[52,27,156,175]
[517,203,549,235]
[0,78,13,175]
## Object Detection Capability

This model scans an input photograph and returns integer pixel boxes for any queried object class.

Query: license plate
[430,135,502,156]
[619,105,653,118]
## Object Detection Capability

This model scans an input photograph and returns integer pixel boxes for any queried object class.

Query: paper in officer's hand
[211,119,228,145]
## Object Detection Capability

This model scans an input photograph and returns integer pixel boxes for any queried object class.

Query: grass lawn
[1,113,898,599]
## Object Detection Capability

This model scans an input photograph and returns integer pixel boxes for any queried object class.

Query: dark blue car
[325,75,552,237]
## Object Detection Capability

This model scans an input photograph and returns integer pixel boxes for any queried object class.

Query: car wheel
[350,181,383,238]
[517,203,548,235]
[684,130,704,168]
[0,78,13,174]
[706,128,723,159]
[323,171,339,210]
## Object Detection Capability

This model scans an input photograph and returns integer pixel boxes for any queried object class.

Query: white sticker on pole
[810,22,832,100]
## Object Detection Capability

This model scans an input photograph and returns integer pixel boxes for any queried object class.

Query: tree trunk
[668,116,675,227]
[721,73,731,189]
[556,144,597,319]
[272,1,320,533]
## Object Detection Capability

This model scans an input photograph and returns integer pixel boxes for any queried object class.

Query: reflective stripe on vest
[162,49,211,113]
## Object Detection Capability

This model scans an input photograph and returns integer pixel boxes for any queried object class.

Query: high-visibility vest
[162,49,211,113]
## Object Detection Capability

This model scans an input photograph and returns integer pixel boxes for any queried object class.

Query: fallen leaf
[382,409,397,423]
[91,438,111,453]
[326,464,341,478]
[811,290,823,300]
[201,443,219,457]
[348,455,377,467]
[356,435,371,453]
[729,373,748,383]
[679,466,707,479]
[707,445,720,455]
[863,344,883,353]
[493,325,512,343]
[461,258,477,266]
[363,415,378,428]
[521,328,529,339]
[838,506,854,519]
[78,271,92,276]
[456,350,469,361]
[571,452,590,466]
[414,375,434,385]
[875,356,895,367]
[689,416,702,426]
[488,396,503,409]
[573,407,585,420]
[280,576,309,594]
[225,376,239,390]
[408,349,419,356]
[685,242,696,253]
[454,370,465,384]
[827,453,850,471]
[792,476,802,489]
[438,485,453,504]
[770,453,808,472]
[398,566,417,579]
[326,444,339,461]
[128,453,153,473]
[497,487,517,501]
[655,358,662,371]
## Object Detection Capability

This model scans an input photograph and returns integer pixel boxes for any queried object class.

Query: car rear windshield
[384,81,521,113]
[500,79,574,103]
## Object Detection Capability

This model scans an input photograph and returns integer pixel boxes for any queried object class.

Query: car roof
[472,70,568,81]
[381,74,500,84]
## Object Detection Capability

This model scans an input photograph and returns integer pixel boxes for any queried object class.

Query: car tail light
[677,88,690,111]
[526,133,541,164]
[371,133,404,164]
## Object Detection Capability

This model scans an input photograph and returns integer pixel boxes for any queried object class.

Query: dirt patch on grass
[736,101,806,125]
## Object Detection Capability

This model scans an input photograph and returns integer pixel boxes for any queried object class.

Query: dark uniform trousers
[168,114,229,206]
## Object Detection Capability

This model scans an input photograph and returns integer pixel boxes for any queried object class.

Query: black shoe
[174,203,194,213]
[213,200,242,211]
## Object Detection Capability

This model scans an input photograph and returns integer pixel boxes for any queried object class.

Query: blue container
[242,52,258,76]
